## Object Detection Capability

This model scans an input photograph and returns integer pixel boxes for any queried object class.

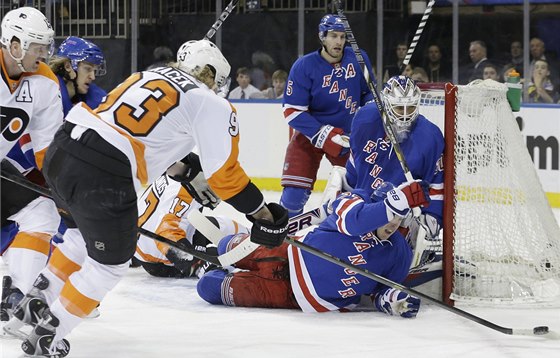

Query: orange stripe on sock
[60,281,100,318]
[10,232,51,255]
[47,248,81,282]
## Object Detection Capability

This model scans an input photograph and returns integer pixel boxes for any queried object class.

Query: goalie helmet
[318,14,345,42]
[381,75,421,143]
[0,7,54,58]
[57,36,107,76]
[177,39,231,88]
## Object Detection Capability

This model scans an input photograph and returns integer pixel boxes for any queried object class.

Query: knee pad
[280,187,311,217]
[197,269,228,305]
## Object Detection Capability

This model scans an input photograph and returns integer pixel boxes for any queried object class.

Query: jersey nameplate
[149,67,198,93]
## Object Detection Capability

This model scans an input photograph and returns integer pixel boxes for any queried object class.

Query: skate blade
[1,318,31,340]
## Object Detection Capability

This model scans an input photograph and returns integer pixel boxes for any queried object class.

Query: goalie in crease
[339,75,445,278]
[197,181,430,317]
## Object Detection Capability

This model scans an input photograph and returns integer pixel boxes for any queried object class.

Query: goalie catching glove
[311,125,349,157]
[167,153,221,209]
[246,203,289,248]
[384,180,430,220]
[373,287,421,318]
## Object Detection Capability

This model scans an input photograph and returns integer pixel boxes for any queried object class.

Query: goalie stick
[186,211,551,337]
[203,0,239,41]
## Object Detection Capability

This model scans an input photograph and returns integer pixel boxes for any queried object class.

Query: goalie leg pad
[279,187,311,218]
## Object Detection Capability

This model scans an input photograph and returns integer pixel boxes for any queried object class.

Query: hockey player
[279,14,374,217]
[135,161,249,279]
[197,181,428,317]
[1,36,107,323]
[0,7,63,322]
[6,39,289,357]
[345,76,444,246]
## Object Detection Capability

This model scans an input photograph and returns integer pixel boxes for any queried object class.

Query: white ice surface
[2,192,560,358]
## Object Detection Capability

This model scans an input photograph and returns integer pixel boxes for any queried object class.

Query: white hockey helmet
[176,39,231,88]
[1,7,55,58]
[381,75,422,142]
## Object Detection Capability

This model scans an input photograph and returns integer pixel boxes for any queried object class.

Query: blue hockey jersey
[288,191,412,312]
[282,47,374,139]
[345,102,445,221]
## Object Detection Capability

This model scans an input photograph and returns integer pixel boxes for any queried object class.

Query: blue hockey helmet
[318,14,345,42]
[57,36,106,76]
[381,75,421,143]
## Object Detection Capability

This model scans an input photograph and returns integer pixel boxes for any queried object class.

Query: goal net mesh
[419,80,560,306]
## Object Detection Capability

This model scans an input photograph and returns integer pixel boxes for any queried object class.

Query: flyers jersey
[0,53,63,169]
[65,66,250,199]
[135,174,249,265]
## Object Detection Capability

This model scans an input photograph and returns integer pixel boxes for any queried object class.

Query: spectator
[401,63,414,77]
[249,50,276,90]
[529,37,559,82]
[527,59,559,104]
[411,66,429,83]
[146,46,173,70]
[250,69,288,99]
[459,40,490,84]
[228,67,260,99]
[383,42,407,82]
[423,44,451,83]
[482,63,501,82]
[509,40,523,75]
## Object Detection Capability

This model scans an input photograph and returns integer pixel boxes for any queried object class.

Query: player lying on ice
[197,180,429,317]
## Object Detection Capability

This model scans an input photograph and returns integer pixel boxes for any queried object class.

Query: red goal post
[418,80,560,307]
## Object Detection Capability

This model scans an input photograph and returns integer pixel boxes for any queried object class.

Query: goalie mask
[381,76,421,143]
[318,14,345,42]
[57,36,107,76]
[1,7,55,65]
[177,39,231,88]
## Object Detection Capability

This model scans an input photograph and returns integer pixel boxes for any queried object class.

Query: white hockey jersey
[0,53,63,168]
[65,67,250,198]
[135,174,248,264]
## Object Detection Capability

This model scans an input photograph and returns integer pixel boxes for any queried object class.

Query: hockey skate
[21,309,70,358]
[3,274,49,340]
[1,275,24,322]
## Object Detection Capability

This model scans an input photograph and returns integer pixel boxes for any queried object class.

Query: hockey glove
[168,153,221,209]
[311,125,350,157]
[384,187,412,219]
[397,180,430,209]
[373,288,421,318]
[247,203,289,248]
[166,240,218,277]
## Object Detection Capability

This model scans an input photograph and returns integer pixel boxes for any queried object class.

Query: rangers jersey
[0,54,63,168]
[288,191,412,312]
[346,103,445,221]
[282,47,374,138]
[65,66,251,199]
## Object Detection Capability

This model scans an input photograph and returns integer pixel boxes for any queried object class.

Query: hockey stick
[203,0,239,40]
[401,0,436,72]
[187,211,550,337]
[334,0,420,215]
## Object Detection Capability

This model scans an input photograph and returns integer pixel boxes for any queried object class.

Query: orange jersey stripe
[154,213,186,254]
[207,134,251,200]
[47,247,82,283]
[10,232,51,255]
[60,281,100,318]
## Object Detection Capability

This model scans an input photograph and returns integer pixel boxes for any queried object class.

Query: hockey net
[418,80,560,306]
